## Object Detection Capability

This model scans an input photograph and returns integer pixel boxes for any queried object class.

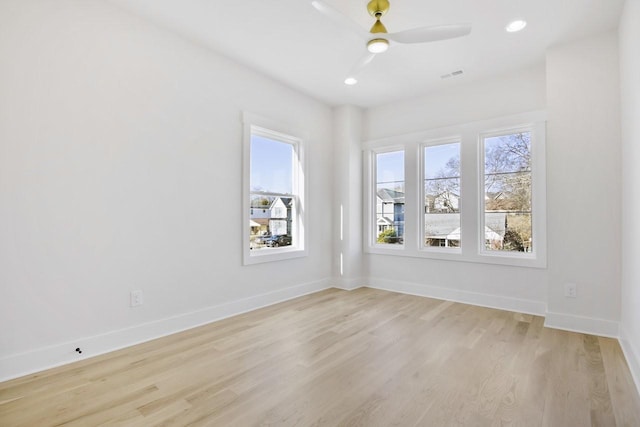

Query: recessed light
[344,77,358,85]
[506,20,527,33]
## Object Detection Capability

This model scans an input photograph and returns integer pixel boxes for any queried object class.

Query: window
[423,142,461,249]
[243,114,306,265]
[482,131,532,253]
[363,111,546,268]
[375,150,404,245]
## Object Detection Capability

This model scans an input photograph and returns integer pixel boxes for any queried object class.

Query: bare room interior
[1,0,640,425]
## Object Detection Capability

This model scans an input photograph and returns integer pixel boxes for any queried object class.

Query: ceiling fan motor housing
[367,0,390,18]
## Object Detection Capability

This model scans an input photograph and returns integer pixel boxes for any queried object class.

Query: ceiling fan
[311,0,471,84]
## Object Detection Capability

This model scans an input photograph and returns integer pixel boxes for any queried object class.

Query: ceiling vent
[441,69,464,79]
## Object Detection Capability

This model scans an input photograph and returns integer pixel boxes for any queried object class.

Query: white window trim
[363,110,547,269]
[242,112,307,265]
[477,122,547,267]
[420,137,463,255]
[365,145,406,253]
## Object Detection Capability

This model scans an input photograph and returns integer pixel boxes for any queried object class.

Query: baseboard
[366,278,547,316]
[0,278,333,383]
[619,325,640,395]
[332,277,365,291]
[543,311,620,338]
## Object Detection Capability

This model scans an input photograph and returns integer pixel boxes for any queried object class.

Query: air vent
[441,69,464,79]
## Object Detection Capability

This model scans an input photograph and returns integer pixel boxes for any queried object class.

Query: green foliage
[503,228,525,251]
[377,228,397,243]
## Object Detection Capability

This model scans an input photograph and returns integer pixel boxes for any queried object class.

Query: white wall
[333,106,365,289]
[365,66,547,140]
[545,32,621,336]
[0,0,333,379]
[364,34,624,337]
[619,0,640,389]
[0,0,631,384]
[363,66,549,314]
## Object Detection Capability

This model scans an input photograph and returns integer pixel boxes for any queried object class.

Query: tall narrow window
[483,131,532,252]
[424,142,461,248]
[375,150,404,245]
[244,121,305,264]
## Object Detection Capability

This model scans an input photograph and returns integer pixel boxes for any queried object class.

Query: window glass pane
[250,135,293,194]
[376,151,404,245]
[249,134,295,251]
[424,143,460,248]
[484,132,532,252]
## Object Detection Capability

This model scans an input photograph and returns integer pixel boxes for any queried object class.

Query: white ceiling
[109,0,624,108]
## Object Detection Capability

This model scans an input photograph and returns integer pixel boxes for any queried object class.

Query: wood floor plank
[1,288,638,426]
[599,336,640,426]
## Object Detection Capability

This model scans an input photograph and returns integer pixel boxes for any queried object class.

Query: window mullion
[403,144,418,251]
[460,129,479,256]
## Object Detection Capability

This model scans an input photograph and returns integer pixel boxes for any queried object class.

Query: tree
[503,228,525,251]
[425,154,460,213]
[250,196,272,208]
[484,132,532,251]
[377,228,397,244]
[426,134,533,251]
[484,133,531,210]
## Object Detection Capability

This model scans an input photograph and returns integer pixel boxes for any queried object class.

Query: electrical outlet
[130,290,143,307]
[564,283,577,298]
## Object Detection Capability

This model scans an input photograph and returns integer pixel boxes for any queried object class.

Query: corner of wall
[543,311,620,338]
[367,277,547,317]
[620,324,640,396]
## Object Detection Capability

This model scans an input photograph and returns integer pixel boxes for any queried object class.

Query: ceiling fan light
[367,38,389,53]
[506,19,527,32]
[344,77,358,85]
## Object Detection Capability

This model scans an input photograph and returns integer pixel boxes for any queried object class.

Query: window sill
[365,246,546,269]
[367,244,405,255]
[243,246,307,265]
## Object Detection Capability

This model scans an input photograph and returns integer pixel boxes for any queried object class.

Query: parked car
[254,233,271,245]
[265,235,292,247]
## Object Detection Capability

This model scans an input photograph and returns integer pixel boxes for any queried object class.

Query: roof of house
[377,217,394,226]
[425,212,506,239]
[377,188,405,204]
[269,197,293,209]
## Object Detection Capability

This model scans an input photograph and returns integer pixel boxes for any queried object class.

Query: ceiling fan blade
[387,23,471,44]
[310,0,368,39]
[345,52,377,80]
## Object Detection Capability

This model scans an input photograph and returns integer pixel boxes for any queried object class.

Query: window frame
[363,111,547,268]
[365,145,406,253]
[242,112,307,265]
[477,123,546,265]
[420,137,463,254]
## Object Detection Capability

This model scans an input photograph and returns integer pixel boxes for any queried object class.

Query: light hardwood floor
[1,288,639,426]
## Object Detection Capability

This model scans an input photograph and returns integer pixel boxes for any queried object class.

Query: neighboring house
[425,212,506,248]
[269,197,292,236]
[377,217,394,233]
[376,189,405,236]
[250,199,272,219]
[377,189,510,247]
[426,190,460,213]
[249,196,293,237]
[485,191,529,211]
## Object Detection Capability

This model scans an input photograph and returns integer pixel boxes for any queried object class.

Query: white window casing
[242,112,307,265]
[363,110,547,268]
